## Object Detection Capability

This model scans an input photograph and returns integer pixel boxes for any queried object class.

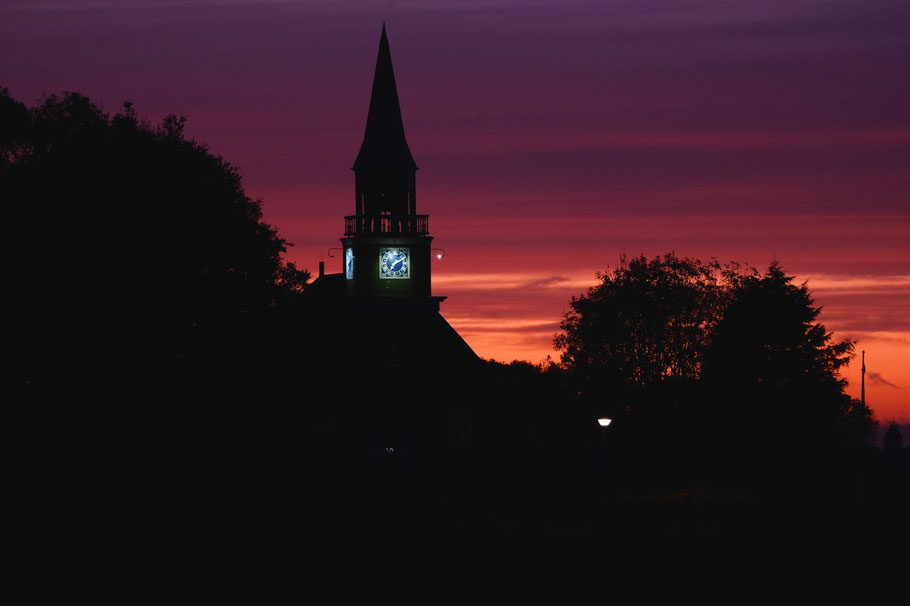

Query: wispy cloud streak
[867,372,900,389]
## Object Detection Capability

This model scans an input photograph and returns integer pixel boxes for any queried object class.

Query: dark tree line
[2,87,893,523]
[1,89,309,513]
[553,253,875,494]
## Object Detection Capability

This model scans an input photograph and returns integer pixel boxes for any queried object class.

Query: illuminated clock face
[379,248,409,279]
[345,248,354,279]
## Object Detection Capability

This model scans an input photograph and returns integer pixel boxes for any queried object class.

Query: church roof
[352,25,418,172]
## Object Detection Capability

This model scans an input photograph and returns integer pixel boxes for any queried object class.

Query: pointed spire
[353,24,418,172]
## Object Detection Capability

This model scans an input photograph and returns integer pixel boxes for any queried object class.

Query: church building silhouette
[301,26,483,514]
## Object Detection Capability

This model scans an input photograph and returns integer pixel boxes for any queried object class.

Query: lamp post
[597,418,613,502]
[597,417,612,451]
[597,418,612,428]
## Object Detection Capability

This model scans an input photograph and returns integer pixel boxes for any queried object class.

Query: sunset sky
[2,0,908,422]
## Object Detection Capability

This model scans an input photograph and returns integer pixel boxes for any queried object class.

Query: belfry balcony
[344,213,429,236]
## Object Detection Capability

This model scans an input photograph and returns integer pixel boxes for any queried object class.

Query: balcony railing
[344,213,429,236]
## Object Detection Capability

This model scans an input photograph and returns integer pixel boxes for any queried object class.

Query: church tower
[342,25,435,300]
[298,29,480,509]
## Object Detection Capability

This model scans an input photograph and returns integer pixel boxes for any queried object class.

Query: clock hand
[391,257,404,269]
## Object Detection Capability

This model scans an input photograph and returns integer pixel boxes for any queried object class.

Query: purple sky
[3,0,908,420]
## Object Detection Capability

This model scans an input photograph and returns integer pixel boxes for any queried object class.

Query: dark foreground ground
[6,491,906,596]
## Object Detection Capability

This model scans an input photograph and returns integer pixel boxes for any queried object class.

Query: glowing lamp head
[597,418,612,427]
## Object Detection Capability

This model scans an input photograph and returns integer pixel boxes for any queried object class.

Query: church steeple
[349,24,420,232]
[342,25,434,299]
[353,24,417,172]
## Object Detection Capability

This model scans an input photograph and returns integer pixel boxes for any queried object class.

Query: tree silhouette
[555,253,730,413]
[0,89,308,512]
[554,254,873,492]
[700,262,871,486]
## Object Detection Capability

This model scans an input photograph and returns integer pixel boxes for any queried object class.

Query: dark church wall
[287,293,484,519]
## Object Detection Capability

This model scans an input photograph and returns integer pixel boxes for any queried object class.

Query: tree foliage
[703,262,853,396]
[554,253,872,487]
[700,262,870,480]
[555,254,855,396]
[0,88,309,510]
[555,253,734,391]
[2,88,308,368]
